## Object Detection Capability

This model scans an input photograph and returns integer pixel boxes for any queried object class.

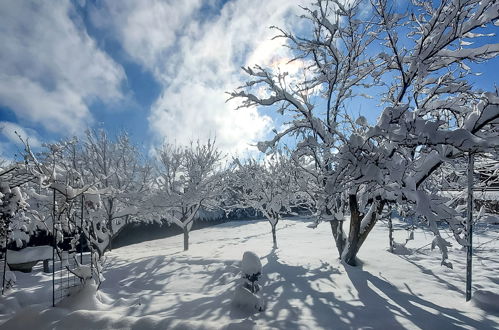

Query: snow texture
[6,246,52,264]
[1,218,498,329]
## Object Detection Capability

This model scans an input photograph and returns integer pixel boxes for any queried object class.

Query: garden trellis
[1,163,37,295]
[0,163,95,305]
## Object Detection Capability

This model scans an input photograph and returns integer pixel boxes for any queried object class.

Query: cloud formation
[93,0,307,154]
[0,121,41,148]
[0,0,125,134]
[1,0,311,155]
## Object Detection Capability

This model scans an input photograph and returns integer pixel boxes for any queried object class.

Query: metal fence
[53,251,92,306]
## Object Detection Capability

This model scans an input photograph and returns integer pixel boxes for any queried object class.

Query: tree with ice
[152,140,224,251]
[231,0,499,266]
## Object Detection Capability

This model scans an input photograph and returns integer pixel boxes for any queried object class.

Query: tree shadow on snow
[97,239,498,329]
[344,262,497,329]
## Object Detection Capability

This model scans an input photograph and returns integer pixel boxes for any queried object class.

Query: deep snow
[1,217,498,329]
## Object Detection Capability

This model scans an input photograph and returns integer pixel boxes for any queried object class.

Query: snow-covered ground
[1,217,498,329]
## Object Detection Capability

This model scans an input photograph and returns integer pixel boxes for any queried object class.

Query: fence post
[52,188,56,307]
[80,194,84,264]
[2,222,8,295]
[466,152,474,301]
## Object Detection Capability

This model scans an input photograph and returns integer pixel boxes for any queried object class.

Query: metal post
[52,188,56,307]
[388,209,394,253]
[2,220,8,295]
[80,194,84,264]
[466,152,474,302]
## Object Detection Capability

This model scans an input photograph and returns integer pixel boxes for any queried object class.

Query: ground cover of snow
[1,217,498,329]
[6,246,52,264]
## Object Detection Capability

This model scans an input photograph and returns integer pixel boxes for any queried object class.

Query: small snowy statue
[233,251,265,312]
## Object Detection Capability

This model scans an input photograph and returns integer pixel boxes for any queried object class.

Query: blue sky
[0,0,498,162]
[0,0,309,160]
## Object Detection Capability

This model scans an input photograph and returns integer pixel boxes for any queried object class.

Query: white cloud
[99,0,309,154]
[0,121,41,148]
[90,0,202,77]
[0,0,125,135]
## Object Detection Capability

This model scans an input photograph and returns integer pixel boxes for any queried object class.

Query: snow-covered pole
[466,152,474,302]
[388,208,394,253]
[1,218,7,295]
[80,194,84,264]
[52,188,56,307]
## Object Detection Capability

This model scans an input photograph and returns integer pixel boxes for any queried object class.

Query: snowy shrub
[233,251,265,312]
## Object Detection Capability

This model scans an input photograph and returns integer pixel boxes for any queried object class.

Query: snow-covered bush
[233,251,264,312]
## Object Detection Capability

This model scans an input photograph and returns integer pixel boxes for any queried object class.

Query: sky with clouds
[0,0,311,160]
[0,0,498,161]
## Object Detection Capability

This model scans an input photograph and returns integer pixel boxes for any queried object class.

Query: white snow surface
[0,218,498,329]
[6,246,52,264]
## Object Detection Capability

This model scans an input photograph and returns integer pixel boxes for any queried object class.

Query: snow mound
[61,282,110,310]
[473,290,499,313]
[391,242,412,255]
[241,251,261,276]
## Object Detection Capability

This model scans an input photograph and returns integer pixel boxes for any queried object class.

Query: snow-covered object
[84,192,101,210]
[232,285,265,312]
[391,242,412,255]
[6,246,52,264]
[233,251,265,312]
[241,251,262,277]
[72,265,92,280]
[2,263,16,290]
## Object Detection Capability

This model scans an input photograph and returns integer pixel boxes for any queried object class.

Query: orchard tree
[153,140,224,251]
[230,153,302,248]
[231,0,499,266]
[81,129,153,250]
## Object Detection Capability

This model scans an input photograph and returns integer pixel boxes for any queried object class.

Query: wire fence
[53,251,92,306]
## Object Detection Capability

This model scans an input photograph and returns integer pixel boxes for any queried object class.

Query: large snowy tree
[231,0,499,266]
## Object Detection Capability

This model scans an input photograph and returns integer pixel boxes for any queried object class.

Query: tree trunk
[271,224,277,249]
[183,227,189,251]
[343,195,385,266]
[107,199,114,252]
[330,220,346,258]
[343,195,361,266]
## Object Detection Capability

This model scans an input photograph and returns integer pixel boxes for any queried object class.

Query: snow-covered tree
[81,129,153,250]
[231,0,499,266]
[153,140,224,251]
[229,153,301,248]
